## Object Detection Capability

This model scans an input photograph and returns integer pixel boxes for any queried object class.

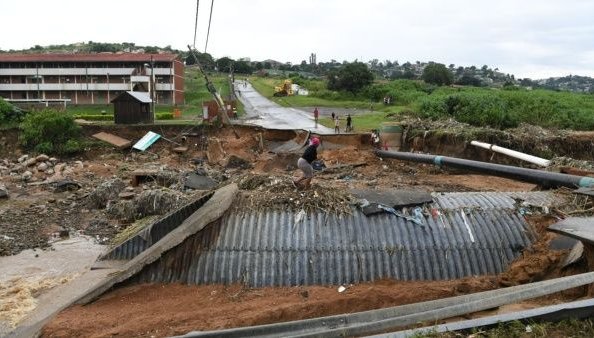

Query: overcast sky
[1,0,593,79]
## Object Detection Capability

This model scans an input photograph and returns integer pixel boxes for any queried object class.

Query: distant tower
[309,53,317,65]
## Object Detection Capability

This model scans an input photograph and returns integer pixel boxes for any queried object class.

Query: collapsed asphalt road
[234,81,334,134]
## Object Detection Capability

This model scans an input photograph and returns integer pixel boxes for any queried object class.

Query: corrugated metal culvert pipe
[375,150,594,189]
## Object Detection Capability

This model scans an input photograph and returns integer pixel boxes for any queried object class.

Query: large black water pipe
[375,150,594,189]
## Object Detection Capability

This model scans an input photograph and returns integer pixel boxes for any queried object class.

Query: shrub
[156,112,173,120]
[20,109,81,155]
[0,98,26,125]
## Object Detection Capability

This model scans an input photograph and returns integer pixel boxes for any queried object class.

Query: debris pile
[106,188,188,222]
[86,178,126,209]
[235,174,353,214]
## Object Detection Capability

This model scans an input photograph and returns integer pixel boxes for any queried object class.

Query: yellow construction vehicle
[273,79,294,97]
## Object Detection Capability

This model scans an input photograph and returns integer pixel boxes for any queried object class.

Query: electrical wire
[193,0,200,49]
[204,0,214,53]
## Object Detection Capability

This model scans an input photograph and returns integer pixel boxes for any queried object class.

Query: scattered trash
[460,209,475,243]
[378,204,425,227]
[337,286,346,293]
[294,209,306,226]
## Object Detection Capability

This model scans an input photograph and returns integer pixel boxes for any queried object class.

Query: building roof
[111,91,152,103]
[0,52,179,63]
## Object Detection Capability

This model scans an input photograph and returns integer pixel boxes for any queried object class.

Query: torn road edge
[75,183,238,305]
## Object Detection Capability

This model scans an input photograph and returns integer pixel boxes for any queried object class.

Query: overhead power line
[204,0,214,53]
[193,0,200,49]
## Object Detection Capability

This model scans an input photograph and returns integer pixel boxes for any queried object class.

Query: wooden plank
[92,132,132,149]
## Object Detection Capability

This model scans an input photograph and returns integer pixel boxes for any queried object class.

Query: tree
[234,60,253,74]
[456,74,482,87]
[216,57,234,72]
[326,62,374,93]
[422,62,453,86]
[186,52,215,70]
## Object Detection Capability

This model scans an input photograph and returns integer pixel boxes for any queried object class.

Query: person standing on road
[313,107,319,128]
[346,114,352,132]
[334,115,340,133]
[293,137,320,190]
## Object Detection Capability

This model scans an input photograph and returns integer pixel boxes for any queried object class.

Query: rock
[63,168,74,176]
[74,160,84,169]
[25,158,37,167]
[22,171,33,181]
[54,163,66,173]
[53,180,82,193]
[35,154,50,162]
[59,228,70,238]
[46,168,55,175]
[224,155,252,169]
[184,172,217,190]
[10,164,22,173]
[18,155,29,163]
[0,184,8,199]
[49,157,58,164]
[37,162,49,172]
[118,192,136,200]
[125,186,135,192]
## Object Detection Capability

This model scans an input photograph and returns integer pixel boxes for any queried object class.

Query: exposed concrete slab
[6,184,237,337]
[92,132,132,149]
[548,217,594,245]
[76,183,238,304]
[351,189,433,208]
[184,173,217,190]
[352,189,433,215]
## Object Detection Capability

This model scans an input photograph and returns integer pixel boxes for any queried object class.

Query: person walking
[293,137,320,190]
[334,115,340,134]
[346,114,352,132]
[313,107,319,128]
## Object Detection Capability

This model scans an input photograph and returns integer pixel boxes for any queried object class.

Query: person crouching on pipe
[293,137,320,190]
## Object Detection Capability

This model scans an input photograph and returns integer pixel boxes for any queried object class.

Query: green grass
[318,108,406,132]
[250,77,382,110]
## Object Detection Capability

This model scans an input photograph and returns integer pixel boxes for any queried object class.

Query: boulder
[0,184,8,199]
[36,154,50,162]
[37,162,49,172]
[17,155,29,163]
[25,158,37,167]
[22,171,33,181]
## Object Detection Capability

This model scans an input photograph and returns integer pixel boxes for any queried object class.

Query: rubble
[0,184,7,199]
[87,178,126,209]
[106,188,188,222]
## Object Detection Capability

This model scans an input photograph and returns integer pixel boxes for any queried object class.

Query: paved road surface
[234,81,333,134]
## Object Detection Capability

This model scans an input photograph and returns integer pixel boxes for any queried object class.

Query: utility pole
[145,56,156,122]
